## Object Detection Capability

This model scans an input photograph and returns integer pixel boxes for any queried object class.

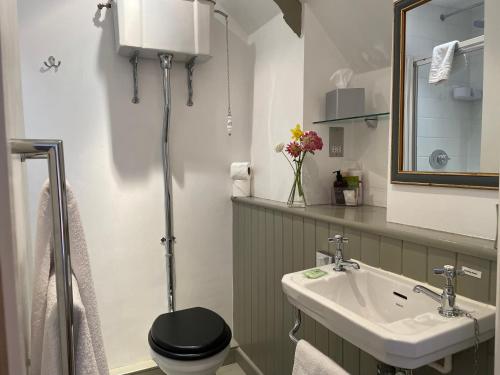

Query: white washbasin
[282,261,496,369]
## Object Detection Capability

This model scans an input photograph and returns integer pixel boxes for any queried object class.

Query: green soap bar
[303,269,327,279]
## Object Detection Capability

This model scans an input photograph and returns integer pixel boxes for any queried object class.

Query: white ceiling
[307,0,393,73]
[216,0,281,35]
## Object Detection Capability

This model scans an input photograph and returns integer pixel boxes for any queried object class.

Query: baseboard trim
[234,348,263,375]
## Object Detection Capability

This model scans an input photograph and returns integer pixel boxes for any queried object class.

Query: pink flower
[301,131,323,153]
[286,142,303,158]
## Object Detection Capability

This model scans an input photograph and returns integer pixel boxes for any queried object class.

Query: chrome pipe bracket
[185,57,196,106]
[129,51,140,104]
[289,309,302,344]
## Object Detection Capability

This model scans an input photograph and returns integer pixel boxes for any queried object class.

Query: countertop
[232,197,497,261]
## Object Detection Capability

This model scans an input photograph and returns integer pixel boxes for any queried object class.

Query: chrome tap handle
[328,234,349,250]
[433,265,465,285]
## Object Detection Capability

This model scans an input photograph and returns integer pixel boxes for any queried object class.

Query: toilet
[149,307,232,375]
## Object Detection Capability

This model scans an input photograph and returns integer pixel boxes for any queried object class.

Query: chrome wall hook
[97,1,112,10]
[43,56,61,71]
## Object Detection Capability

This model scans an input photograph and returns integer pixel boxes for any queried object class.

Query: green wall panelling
[342,340,360,374]
[361,232,380,267]
[264,209,275,375]
[273,210,284,375]
[303,218,317,345]
[380,237,403,274]
[344,228,361,260]
[328,331,343,365]
[402,242,428,282]
[490,262,497,305]
[457,254,490,303]
[314,322,329,356]
[233,202,496,375]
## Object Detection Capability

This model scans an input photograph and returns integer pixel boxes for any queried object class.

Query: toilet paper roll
[230,162,251,181]
[232,180,251,197]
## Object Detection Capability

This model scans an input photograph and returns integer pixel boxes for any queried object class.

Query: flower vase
[287,173,306,208]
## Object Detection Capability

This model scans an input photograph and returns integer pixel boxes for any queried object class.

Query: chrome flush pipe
[159,53,176,312]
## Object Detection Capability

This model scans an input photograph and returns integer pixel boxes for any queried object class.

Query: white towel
[428,41,459,84]
[292,340,350,375]
[31,181,109,375]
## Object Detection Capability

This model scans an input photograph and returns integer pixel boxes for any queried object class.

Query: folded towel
[429,41,459,84]
[31,181,109,375]
[292,340,350,375]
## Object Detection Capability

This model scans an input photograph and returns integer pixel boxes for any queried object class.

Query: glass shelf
[313,112,390,125]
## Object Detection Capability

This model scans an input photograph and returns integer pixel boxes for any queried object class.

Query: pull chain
[460,310,480,375]
[223,14,232,136]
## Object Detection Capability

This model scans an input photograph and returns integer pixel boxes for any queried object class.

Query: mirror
[392,0,498,189]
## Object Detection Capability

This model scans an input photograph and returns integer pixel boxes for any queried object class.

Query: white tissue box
[325,88,365,119]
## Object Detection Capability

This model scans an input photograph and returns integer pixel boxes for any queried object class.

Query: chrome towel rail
[10,139,75,375]
[289,309,302,344]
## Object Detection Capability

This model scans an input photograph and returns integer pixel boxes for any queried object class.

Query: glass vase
[287,172,306,208]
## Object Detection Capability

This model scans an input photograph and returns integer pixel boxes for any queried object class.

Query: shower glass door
[412,40,484,172]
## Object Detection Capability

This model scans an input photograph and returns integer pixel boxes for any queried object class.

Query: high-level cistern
[328,234,360,272]
[413,265,468,317]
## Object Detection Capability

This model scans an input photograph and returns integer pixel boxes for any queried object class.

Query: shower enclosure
[409,37,484,172]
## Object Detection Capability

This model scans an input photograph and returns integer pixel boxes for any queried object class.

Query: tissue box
[325,88,365,119]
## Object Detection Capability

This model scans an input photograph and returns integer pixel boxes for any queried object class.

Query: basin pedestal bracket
[288,309,302,344]
[428,356,452,374]
[129,51,140,104]
[185,57,196,106]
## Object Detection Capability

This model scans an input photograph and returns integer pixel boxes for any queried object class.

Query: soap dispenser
[332,170,347,205]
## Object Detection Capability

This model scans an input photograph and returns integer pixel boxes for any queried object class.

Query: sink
[282,261,496,369]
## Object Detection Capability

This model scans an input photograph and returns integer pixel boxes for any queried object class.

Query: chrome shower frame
[159,53,176,312]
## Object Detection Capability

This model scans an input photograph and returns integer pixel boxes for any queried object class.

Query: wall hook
[97,1,112,10]
[42,56,61,71]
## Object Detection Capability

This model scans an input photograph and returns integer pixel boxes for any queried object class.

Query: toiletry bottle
[332,170,347,205]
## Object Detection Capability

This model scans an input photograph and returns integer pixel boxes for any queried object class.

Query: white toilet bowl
[149,307,232,375]
[150,345,229,375]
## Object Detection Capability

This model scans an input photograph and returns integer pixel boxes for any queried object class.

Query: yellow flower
[291,124,303,141]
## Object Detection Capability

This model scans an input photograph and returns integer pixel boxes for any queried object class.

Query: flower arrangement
[275,124,323,207]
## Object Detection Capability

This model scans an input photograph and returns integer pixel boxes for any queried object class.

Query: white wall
[303,4,390,207]
[249,13,304,203]
[387,0,498,240]
[17,0,254,369]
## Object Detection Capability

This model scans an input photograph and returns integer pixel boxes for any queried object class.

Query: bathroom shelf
[313,112,390,128]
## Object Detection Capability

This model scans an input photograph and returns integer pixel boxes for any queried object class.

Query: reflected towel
[292,340,350,375]
[31,181,108,375]
[429,41,459,84]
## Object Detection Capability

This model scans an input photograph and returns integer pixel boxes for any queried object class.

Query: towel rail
[289,309,302,344]
[10,139,75,375]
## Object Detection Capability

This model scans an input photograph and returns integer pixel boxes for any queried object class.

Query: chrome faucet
[413,265,466,317]
[328,234,360,272]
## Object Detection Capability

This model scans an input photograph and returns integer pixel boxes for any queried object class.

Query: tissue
[330,68,354,89]
[233,180,251,197]
[231,162,251,197]
[230,162,251,180]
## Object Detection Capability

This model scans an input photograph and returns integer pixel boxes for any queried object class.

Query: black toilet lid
[149,307,232,361]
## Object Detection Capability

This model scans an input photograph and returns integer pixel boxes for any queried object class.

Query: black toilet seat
[149,307,232,361]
